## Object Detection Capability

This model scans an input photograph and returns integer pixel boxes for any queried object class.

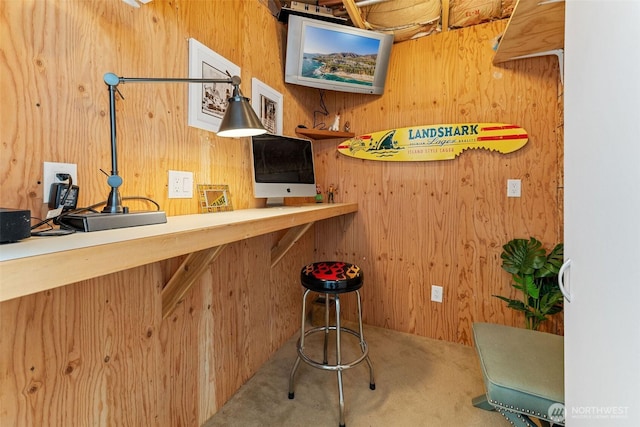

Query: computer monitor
[250,133,317,206]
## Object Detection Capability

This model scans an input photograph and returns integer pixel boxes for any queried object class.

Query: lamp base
[60,211,167,232]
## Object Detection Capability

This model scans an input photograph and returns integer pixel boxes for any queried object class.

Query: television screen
[251,133,317,206]
[285,15,394,95]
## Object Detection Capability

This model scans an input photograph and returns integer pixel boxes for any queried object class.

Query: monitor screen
[285,15,394,95]
[251,133,317,206]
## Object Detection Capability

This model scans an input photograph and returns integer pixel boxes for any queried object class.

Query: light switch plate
[507,179,521,198]
[168,170,194,198]
[431,285,443,303]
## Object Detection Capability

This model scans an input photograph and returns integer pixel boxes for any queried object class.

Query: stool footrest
[297,326,369,371]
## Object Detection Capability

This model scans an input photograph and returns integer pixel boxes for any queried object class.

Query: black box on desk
[0,208,31,243]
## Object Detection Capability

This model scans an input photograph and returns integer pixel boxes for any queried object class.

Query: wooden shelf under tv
[295,128,354,140]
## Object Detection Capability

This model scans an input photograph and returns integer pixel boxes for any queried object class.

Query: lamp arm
[100,72,263,215]
[103,72,240,87]
[101,73,242,214]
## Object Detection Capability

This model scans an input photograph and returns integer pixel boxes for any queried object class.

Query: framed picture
[251,78,283,135]
[188,38,240,133]
[197,184,233,213]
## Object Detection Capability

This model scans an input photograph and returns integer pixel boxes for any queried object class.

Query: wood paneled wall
[0,0,562,425]
[310,21,563,344]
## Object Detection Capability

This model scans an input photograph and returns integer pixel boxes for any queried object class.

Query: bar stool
[288,261,375,427]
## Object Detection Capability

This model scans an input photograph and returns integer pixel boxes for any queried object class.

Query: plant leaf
[501,237,546,276]
[493,295,528,312]
[537,243,564,278]
[540,290,564,312]
[524,275,540,299]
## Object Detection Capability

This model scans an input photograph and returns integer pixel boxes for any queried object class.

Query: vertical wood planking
[0,265,165,426]
[313,20,562,343]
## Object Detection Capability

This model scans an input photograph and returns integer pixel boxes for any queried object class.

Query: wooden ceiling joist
[341,0,368,29]
[318,0,344,6]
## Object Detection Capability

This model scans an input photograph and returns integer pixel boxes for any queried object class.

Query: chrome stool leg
[335,295,346,427]
[289,288,311,399]
[356,290,375,390]
[323,293,330,364]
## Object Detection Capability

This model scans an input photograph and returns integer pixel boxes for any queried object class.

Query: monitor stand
[266,197,285,207]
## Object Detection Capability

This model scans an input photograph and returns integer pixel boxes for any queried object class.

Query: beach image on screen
[302,25,380,87]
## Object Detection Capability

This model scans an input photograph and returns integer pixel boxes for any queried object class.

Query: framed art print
[188,38,240,133]
[251,78,283,135]
[197,184,233,213]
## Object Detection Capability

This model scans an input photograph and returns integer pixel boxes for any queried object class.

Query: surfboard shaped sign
[337,123,528,161]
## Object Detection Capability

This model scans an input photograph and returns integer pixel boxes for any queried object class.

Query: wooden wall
[0,0,562,425]
[309,20,564,344]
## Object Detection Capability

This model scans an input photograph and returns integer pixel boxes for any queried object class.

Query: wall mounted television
[285,15,394,95]
[250,133,317,206]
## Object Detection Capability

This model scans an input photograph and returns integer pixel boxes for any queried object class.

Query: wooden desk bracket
[271,222,315,268]
[161,221,315,318]
[162,244,228,319]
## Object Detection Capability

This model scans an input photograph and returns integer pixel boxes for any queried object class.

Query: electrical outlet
[43,162,78,201]
[168,170,193,198]
[507,179,521,198]
[431,285,443,303]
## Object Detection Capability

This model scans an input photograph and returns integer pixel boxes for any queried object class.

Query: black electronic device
[284,14,394,95]
[48,183,80,210]
[59,211,167,232]
[0,208,31,243]
[277,2,347,24]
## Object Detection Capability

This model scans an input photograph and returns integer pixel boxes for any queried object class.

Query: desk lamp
[63,73,267,232]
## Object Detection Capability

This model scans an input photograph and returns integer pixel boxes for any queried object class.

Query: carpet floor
[203,323,506,427]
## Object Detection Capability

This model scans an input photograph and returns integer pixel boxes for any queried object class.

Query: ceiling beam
[341,0,367,28]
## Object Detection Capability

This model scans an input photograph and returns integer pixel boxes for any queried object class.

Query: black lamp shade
[217,94,267,137]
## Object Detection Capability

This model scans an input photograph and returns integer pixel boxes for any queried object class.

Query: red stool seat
[300,261,363,293]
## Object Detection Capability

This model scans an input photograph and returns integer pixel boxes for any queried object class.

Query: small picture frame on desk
[251,78,283,135]
[197,184,233,213]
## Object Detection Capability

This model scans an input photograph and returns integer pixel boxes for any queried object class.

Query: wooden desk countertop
[0,203,357,302]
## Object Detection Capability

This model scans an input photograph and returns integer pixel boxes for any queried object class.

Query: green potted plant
[494,237,564,330]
